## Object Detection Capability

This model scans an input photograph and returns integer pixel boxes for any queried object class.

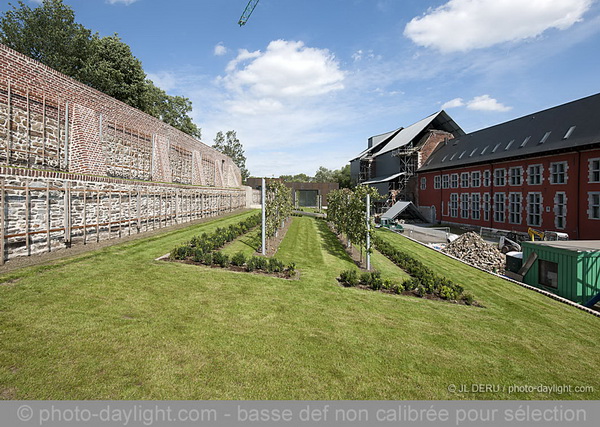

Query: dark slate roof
[419,93,600,172]
[350,111,464,162]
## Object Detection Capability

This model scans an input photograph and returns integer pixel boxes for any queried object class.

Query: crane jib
[238,0,260,26]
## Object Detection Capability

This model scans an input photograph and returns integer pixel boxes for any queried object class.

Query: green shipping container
[521,241,600,305]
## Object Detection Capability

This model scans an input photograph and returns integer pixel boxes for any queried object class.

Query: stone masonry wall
[0,44,242,187]
[0,44,251,264]
[0,167,246,263]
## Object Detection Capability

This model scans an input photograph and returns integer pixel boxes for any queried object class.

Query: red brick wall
[0,43,241,187]
[418,148,600,239]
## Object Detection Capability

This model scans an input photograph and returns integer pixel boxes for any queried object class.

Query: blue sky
[7,0,600,176]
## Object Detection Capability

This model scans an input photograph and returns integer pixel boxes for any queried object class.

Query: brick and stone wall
[0,44,250,263]
[0,167,246,262]
[0,43,242,187]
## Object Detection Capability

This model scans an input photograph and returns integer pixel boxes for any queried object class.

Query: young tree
[213,131,249,183]
[264,181,292,245]
[327,185,378,260]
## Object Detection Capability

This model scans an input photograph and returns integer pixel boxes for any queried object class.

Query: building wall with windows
[417,93,600,240]
[419,149,600,239]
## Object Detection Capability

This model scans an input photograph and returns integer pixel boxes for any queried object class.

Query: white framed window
[442,174,449,189]
[471,193,481,220]
[494,193,505,223]
[434,175,441,189]
[450,173,459,189]
[527,192,543,226]
[527,164,543,185]
[550,161,568,184]
[420,177,427,190]
[509,167,523,186]
[509,192,522,224]
[589,158,600,183]
[483,170,491,187]
[554,192,567,229]
[461,172,470,188]
[450,193,459,218]
[461,193,469,219]
[494,169,506,187]
[471,171,481,188]
[589,192,600,220]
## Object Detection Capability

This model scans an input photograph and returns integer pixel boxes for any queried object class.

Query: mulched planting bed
[259,217,293,257]
[166,258,298,280]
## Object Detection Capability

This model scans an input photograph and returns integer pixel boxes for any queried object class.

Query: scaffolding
[358,155,375,182]
[391,145,419,199]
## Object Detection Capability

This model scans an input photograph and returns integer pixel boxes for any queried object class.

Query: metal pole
[366,193,371,271]
[261,177,266,256]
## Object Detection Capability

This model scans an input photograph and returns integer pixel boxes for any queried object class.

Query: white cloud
[441,95,512,112]
[466,95,512,112]
[351,49,380,62]
[404,0,593,52]
[222,40,345,99]
[214,43,228,56]
[107,0,139,5]
[441,97,464,109]
[183,39,353,175]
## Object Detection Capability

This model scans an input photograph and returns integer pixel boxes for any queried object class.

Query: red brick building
[417,93,600,240]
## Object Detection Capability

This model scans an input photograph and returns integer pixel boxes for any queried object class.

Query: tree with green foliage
[314,166,335,183]
[150,87,201,139]
[313,165,353,188]
[279,173,312,182]
[79,34,148,109]
[264,180,292,243]
[212,131,249,183]
[0,0,91,78]
[332,164,352,189]
[327,185,378,260]
[0,0,202,139]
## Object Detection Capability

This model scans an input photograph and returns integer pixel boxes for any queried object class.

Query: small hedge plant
[169,214,296,278]
[339,236,476,305]
[170,214,261,261]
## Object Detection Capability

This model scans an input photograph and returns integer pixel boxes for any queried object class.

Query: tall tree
[0,0,202,139]
[314,166,335,183]
[213,131,250,183]
[279,173,311,182]
[79,34,148,110]
[0,0,92,78]
[332,164,352,189]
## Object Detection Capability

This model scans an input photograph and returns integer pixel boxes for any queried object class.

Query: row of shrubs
[195,250,296,277]
[339,236,475,305]
[169,213,297,278]
[170,214,261,260]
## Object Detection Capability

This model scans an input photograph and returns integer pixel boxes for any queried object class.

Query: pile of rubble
[442,232,505,273]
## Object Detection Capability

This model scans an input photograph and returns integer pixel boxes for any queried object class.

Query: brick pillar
[69,104,106,175]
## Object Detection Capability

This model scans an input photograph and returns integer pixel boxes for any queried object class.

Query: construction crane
[238,0,260,26]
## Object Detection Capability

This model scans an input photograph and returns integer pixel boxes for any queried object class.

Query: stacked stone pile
[442,232,505,273]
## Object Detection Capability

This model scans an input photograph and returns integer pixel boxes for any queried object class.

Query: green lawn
[0,213,598,400]
[220,226,261,257]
